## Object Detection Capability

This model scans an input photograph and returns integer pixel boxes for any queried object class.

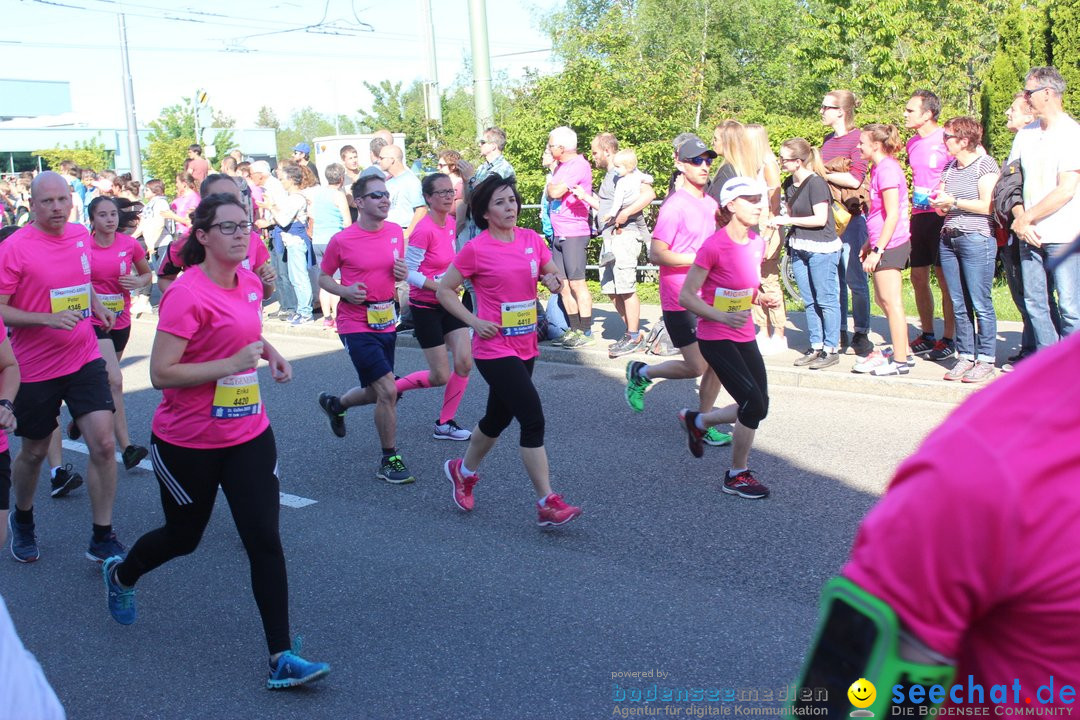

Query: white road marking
[59,439,317,508]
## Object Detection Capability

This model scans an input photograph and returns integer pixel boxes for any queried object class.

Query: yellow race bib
[366,301,396,331]
[211,372,262,419]
[500,300,537,336]
[99,293,124,317]
[712,287,753,313]
[50,283,92,318]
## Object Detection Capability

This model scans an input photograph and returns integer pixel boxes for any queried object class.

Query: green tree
[1050,0,1080,117]
[276,107,339,159]
[32,137,113,172]
[981,0,1048,159]
[143,100,234,187]
[255,105,280,129]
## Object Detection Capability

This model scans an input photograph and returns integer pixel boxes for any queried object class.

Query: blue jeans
[838,214,871,334]
[283,235,313,319]
[999,240,1037,355]
[939,232,997,363]
[1020,242,1079,348]
[270,249,297,314]
[790,248,841,350]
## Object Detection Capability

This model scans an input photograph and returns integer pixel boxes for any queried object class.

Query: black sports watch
[870,245,884,254]
[0,399,13,413]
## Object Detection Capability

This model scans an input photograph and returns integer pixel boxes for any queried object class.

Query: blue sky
[2,0,560,128]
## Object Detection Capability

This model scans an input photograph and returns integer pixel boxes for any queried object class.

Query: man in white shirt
[1011,66,1080,348]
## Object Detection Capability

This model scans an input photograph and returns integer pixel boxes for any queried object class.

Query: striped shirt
[941,155,999,236]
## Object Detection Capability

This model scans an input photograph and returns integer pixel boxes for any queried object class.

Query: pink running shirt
[693,228,765,343]
[167,231,270,274]
[844,331,1080,709]
[549,154,593,238]
[152,265,268,449]
[171,192,201,231]
[89,233,146,331]
[0,315,7,454]
[408,214,455,307]
[321,222,404,334]
[866,157,911,249]
[651,190,719,311]
[907,128,948,214]
[452,227,551,361]
[0,223,102,382]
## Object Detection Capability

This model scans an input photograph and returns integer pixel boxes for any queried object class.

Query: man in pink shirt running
[0,171,125,564]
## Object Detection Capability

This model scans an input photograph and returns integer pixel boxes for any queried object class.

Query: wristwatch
[870,246,884,254]
[0,399,13,413]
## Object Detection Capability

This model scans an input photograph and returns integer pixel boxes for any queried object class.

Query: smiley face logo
[848,678,876,712]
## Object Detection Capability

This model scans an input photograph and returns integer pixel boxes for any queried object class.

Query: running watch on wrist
[0,399,13,413]
[870,246,883,254]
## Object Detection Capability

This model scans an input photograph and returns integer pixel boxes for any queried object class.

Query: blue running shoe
[267,638,330,690]
[102,556,136,625]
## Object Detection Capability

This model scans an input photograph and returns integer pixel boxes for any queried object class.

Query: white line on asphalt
[59,438,318,508]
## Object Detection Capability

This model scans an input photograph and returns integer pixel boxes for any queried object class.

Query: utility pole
[467,0,494,139]
[420,0,441,142]
[118,13,143,180]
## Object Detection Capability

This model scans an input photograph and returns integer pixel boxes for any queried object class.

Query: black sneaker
[67,419,82,441]
[8,513,39,563]
[50,464,84,498]
[910,333,937,355]
[318,392,347,438]
[850,332,875,357]
[608,333,643,359]
[793,349,821,367]
[925,338,956,361]
[808,351,840,370]
[122,445,148,470]
[677,409,705,459]
[86,531,127,563]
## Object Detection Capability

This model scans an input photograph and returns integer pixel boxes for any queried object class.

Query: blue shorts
[340,331,396,387]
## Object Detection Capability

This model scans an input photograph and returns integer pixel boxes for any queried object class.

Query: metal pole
[118,14,143,180]
[467,0,494,139]
[420,0,442,131]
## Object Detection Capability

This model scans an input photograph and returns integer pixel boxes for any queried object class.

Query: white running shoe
[433,419,472,441]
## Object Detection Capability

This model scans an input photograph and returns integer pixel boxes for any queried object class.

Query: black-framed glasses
[1023,85,1049,99]
[209,221,253,235]
[683,155,713,166]
[942,132,957,141]
[779,156,798,164]
[428,189,455,198]
[361,190,390,200]
[820,104,840,111]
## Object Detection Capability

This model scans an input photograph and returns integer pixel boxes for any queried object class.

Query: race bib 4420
[211,372,262,419]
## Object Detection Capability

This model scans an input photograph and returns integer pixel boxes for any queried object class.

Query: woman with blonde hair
[770,138,841,369]
[706,120,761,206]
[745,123,787,354]
[853,124,912,377]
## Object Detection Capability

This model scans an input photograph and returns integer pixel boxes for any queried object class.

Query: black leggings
[699,339,769,430]
[475,356,545,448]
[116,427,290,654]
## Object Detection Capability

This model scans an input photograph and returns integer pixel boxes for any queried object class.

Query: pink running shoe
[537,493,582,527]
[444,458,478,511]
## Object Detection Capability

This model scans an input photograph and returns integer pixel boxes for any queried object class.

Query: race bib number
[713,287,753,313]
[50,284,91,318]
[500,300,536,336]
[366,301,396,331]
[99,292,124,317]
[211,372,262,419]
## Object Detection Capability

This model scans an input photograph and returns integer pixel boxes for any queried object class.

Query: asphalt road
[1,319,954,720]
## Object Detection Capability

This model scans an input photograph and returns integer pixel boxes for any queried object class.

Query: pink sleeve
[882,160,906,194]
[168,236,185,267]
[156,284,201,340]
[577,162,593,191]
[692,236,716,270]
[651,198,680,246]
[253,236,270,267]
[0,242,22,296]
[320,236,341,275]
[843,439,1010,658]
[453,241,477,279]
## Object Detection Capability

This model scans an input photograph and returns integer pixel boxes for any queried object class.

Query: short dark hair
[146,178,165,196]
[200,173,243,200]
[943,116,984,149]
[421,172,451,201]
[221,156,238,172]
[183,194,245,266]
[280,165,303,187]
[188,144,203,155]
[369,137,388,157]
[340,145,357,158]
[351,175,384,200]
[469,175,521,231]
[910,89,941,121]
